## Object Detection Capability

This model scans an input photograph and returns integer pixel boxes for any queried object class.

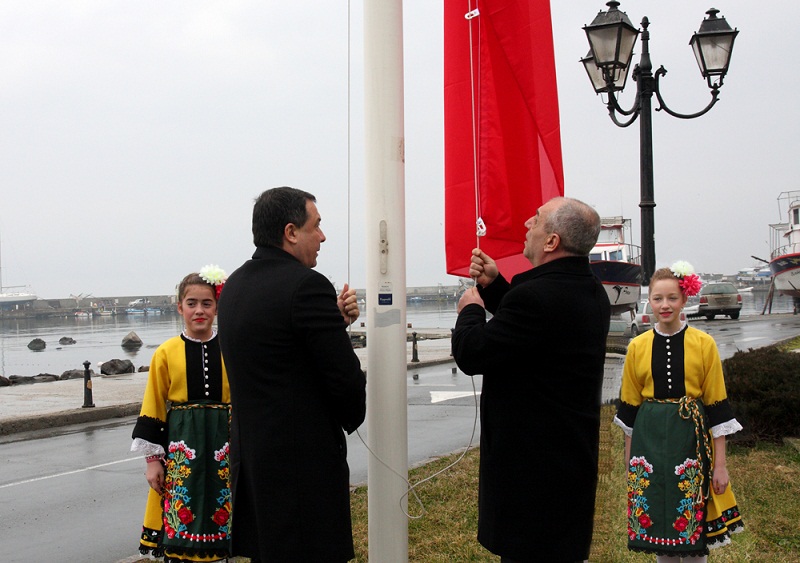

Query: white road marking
[430,390,480,404]
[0,457,141,489]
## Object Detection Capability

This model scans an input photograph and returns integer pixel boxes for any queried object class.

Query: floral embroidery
[627,456,654,540]
[214,442,232,537]
[163,441,197,539]
[162,439,231,543]
[628,455,711,548]
[673,458,704,545]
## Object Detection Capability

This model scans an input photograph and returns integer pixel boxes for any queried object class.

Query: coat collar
[252,245,301,264]
[511,255,592,284]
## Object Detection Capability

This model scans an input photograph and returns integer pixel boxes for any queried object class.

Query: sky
[1,1,797,299]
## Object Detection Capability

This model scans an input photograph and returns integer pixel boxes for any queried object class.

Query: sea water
[0,292,793,378]
[0,301,461,377]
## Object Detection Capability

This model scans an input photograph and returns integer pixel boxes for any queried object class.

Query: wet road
[2,313,797,562]
[688,313,800,359]
[0,362,482,563]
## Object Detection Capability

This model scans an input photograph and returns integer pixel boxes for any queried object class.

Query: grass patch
[349,405,800,562]
[778,335,800,352]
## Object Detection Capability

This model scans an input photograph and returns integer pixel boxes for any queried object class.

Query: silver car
[630,299,690,336]
[698,282,742,320]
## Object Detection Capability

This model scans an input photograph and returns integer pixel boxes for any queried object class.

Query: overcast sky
[1,1,795,299]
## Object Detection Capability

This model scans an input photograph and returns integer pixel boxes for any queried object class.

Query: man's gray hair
[543,197,601,256]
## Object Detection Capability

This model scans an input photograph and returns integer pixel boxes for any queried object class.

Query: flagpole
[364,0,409,561]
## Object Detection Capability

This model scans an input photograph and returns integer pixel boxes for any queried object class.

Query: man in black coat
[452,196,610,562]
[217,186,366,562]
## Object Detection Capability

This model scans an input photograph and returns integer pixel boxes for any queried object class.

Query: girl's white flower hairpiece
[199,264,227,299]
[199,264,227,286]
[669,260,702,297]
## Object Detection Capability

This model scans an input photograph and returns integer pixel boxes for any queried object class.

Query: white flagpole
[364,0,409,561]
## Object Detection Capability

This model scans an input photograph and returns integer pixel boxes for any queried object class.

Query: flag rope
[467,1,485,248]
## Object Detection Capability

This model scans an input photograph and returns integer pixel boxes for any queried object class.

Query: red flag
[444,0,564,279]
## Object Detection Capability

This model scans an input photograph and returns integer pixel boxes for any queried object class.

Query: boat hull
[769,253,800,298]
[0,293,37,305]
[590,261,643,314]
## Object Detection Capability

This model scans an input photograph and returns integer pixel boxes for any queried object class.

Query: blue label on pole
[378,293,393,305]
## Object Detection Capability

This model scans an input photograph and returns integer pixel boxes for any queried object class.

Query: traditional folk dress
[614,323,744,557]
[131,332,231,563]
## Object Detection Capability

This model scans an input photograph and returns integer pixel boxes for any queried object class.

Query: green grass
[779,335,800,352]
[350,405,800,562]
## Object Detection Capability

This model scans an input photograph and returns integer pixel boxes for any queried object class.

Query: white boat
[0,235,38,306]
[768,191,800,298]
[589,217,643,314]
[0,290,37,305]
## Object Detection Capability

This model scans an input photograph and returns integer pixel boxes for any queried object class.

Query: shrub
[723,346,800,442]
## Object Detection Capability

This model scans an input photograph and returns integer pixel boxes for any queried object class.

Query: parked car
[630,300,688,336]
[609,311,633,337]
[684,296,701,318]
[698,282,742,320]
[128,298,147,307]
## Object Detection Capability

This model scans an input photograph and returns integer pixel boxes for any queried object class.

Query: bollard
[82,360,95,408]
[411,331,419,363]
[450,328,454,356]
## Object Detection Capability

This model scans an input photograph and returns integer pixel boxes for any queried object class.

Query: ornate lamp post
[581,2,738,285]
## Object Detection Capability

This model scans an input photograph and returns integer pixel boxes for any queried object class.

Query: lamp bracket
[653,66,720,120]
[606,90,640,127]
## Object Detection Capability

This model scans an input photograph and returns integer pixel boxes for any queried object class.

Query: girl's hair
[649,267,680,291]
[177,273,216,302]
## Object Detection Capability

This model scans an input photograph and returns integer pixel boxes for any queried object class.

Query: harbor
[0,284,467,320]
[1,289,796,380]
[0,275,782,320]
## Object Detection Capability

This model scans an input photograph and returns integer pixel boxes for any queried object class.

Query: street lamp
[582,1,738,285]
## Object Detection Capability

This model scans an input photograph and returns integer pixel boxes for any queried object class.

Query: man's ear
[543,232,560,253]
[284,223,298,244]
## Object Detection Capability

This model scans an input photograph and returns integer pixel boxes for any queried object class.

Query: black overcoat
[452,256,610,561]
[217,246,366,562]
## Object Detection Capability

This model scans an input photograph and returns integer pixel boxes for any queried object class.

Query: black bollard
[82,360,95,408]
[450,328,454,356]
[411,331,419,363]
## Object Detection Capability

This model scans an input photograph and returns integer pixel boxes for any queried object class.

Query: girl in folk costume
[614,262,744,561]
[131,266,231,562]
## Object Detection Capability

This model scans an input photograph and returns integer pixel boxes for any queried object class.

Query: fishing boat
[768,191,800,298]
[589,217,643,314]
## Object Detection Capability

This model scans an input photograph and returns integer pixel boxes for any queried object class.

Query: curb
[0,359,456,437]
[0,403,142,437]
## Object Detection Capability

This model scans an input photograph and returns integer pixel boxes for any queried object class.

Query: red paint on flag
[444,0,564,279]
